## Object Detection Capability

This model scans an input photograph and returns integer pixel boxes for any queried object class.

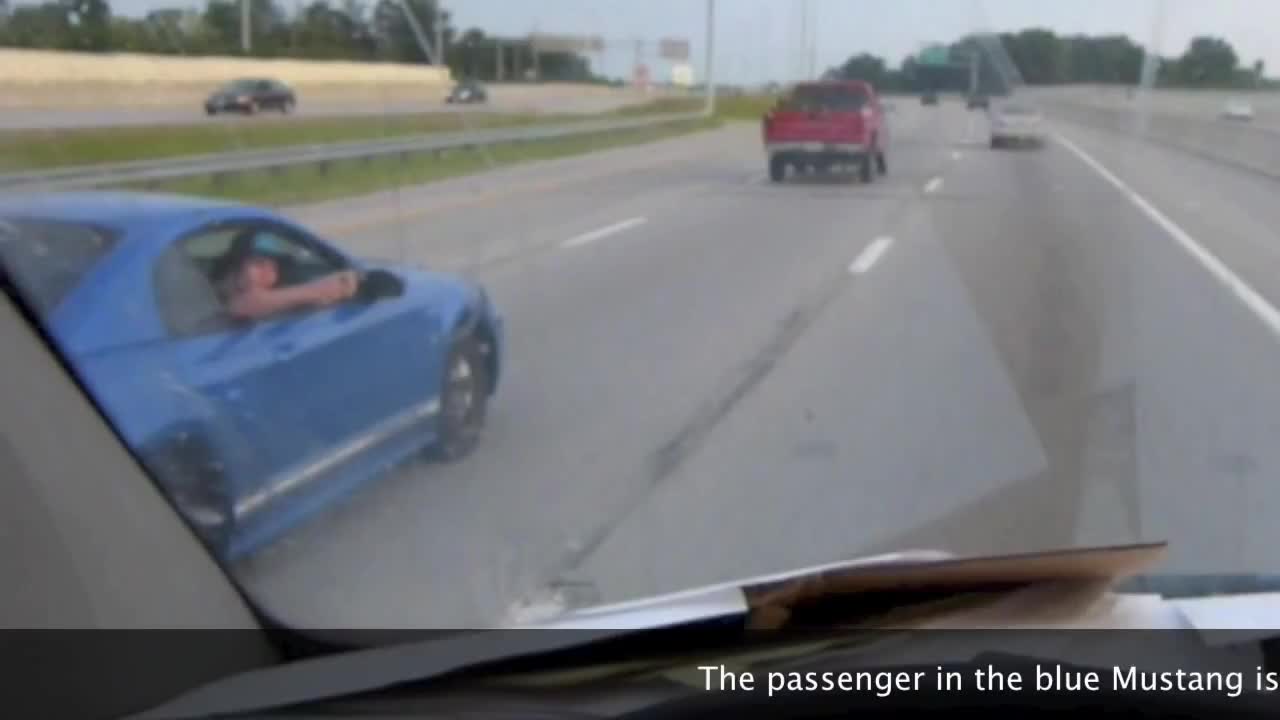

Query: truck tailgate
[765,110,866,145]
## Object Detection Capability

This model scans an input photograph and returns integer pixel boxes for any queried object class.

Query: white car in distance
[989,101,1045,149]
[1221,98,1255,121]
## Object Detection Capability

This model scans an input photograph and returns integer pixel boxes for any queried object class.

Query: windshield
[220,79,262,93]
[0,218,116,318]
[781,84,868,111]
[3,0,1280,632]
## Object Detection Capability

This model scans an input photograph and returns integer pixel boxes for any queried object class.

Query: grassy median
[0,96,710,173]
[127,117,720,206]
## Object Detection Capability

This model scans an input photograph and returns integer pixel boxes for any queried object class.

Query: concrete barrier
[1030,88,1280,180]
[0,48,458,109]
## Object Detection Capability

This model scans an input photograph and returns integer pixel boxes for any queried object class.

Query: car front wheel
[143,437,235,562]
[429,335,490,463]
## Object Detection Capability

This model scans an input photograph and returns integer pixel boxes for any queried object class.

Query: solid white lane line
[849,236,895,275]
[924,176,944,194]
[1055,132,1280,337]
[560,217,649,249]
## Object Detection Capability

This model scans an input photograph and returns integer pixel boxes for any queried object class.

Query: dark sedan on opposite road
[205,78,297,115]
[966,93,990,110]
[0,192,504,564]
[446,80,489,104]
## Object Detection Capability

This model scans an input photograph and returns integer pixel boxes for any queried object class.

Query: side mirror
[355,269,406,303]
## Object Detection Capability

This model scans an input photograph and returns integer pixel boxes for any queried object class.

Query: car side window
[244,223,347,287]
[154,226,241,337]
[155,220,350,335]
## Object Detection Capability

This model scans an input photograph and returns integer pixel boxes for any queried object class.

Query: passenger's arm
[226,272,358,321]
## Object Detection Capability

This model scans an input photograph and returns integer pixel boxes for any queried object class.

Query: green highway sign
[919,46,950,66]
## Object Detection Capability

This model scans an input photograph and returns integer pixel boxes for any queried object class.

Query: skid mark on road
[553,229,930,583]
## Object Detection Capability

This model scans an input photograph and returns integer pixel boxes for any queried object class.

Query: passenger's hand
[313,271,359,305]
[334,270,360,300]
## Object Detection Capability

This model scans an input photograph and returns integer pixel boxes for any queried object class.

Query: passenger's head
[236,252,279,291]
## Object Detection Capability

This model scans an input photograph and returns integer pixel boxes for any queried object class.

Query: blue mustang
[0,192,503,563]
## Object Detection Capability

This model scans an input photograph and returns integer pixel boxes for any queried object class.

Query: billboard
[670,63,694,87]
[530,33,605,54]
[659,38,691,61]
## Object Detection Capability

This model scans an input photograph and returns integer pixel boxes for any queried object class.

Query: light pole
[434,6,445,67]
[240,0,251,53]
[397,0,438,65]
[704,0,716,115]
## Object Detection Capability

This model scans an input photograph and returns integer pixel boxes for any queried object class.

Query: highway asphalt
[230,99,1280,628]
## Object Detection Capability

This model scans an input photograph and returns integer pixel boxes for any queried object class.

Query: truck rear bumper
[766,141,870,163]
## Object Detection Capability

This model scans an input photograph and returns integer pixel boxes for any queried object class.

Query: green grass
[714,94,779,122]
[0,111,553,172]
[616,96,704,116]
[127,117,720,207]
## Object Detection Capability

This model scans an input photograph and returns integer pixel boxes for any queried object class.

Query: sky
[98,0,1280,85]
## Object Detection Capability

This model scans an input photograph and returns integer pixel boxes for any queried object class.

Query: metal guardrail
[0,112,704,192]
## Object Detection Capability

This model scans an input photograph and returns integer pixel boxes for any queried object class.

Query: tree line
[0,0,597,82]
[828,29,1271,92]
[0,5,1268,92]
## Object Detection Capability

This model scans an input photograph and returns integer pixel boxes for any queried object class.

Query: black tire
[876,150,888,175]
[429,335,490,463]
[768,156,786,183]
[281,98,295,113]
[142,436,235,562]
[991,137,1002,149]
[859,156,874,183]
[244,101,257,115]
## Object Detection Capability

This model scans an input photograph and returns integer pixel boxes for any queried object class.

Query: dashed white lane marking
[951,150,963,160]
[560,217,649,249]
[1055,132,1280,337]
[924,176,944,194]
[849,236,895,275]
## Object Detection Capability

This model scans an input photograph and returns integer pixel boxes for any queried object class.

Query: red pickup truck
[762,80,888,184]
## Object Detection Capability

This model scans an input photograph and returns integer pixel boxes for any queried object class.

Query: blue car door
[151,225,321,501]
[239,221,442,469]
